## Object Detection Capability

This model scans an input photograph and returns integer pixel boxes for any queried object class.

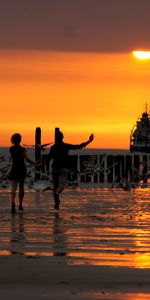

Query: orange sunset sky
[1,50,150,148]
[1,1,150,149]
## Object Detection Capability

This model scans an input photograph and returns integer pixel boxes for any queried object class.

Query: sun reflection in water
[86,292,150,300]
[0,189,150,268]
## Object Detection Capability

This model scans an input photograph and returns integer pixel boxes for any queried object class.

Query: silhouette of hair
[56,131,64,142]
[11,133,22,145]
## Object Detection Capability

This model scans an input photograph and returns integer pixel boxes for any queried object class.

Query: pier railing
[1,148,150,189]
[40,150,150,188]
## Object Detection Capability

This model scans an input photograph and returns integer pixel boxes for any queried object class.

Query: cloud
[0,0,150,52]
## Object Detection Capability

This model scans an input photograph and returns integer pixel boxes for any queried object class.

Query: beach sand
[1,188,150,299]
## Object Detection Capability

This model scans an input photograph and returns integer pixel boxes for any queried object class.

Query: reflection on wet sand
[10,214,25,255]
[52,213,67,257]
[86,292,150,300]
[0,189,150,268]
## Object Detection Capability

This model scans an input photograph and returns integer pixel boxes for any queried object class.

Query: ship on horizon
[130,105,150,153]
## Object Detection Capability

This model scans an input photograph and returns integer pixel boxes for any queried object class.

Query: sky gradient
[1,1,150,148]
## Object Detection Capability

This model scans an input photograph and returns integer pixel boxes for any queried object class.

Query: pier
[40,149,150,187]
[32,127,150,188]
[1,128,150,189]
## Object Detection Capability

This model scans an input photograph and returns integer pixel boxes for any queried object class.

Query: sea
[1,187,150,269]
[1,149,150,300]
[0,146,130,157]
[1,147,150,300]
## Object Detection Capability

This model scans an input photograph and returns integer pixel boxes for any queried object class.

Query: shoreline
[1,255,150,299]
[1,255,150,289]
[1,189,150,299]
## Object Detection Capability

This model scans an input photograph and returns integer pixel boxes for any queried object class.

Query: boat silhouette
[130,105,150,152]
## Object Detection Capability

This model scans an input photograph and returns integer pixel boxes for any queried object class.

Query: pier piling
[35,127,41,180]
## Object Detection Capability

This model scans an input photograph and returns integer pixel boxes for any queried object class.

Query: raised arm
[69,134,94,150]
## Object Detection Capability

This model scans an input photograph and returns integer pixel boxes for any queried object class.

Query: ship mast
[145,102,148,114]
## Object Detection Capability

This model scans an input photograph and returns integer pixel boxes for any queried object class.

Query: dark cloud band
[0,0,150,52]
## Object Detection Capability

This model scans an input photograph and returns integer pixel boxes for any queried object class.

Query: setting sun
[1,50,150,148]
[132,51,150,60]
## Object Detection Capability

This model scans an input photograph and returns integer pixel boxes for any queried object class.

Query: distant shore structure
[35,127,41,180]
[1,128,150,189]
[32,127,150,187]
[130,105,150,153]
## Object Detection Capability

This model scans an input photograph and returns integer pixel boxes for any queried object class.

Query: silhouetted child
[47,131,94,210]
[9,133,36,213]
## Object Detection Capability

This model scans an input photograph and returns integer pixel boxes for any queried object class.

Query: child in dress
[9,133,36,213]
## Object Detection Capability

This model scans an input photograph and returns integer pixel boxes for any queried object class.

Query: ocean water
[1,147,150,268]
[0,146,130,157]
[1,188,150,269]
[0,146,35,158]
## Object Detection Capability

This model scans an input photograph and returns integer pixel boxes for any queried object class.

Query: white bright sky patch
[132,51,150,60]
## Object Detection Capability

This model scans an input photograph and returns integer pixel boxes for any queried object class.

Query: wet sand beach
[1,188,150,299]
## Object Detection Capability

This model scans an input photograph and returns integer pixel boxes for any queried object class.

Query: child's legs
[19,180,25,206]
[52,169,67,208]
[11,180,18,204]
[56,169,68,195]
[52,170,59,193]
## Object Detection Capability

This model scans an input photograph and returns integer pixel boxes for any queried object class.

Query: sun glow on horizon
[0,50,150,148]
[132,50,150,60]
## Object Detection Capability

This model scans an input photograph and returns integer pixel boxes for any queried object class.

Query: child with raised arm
[47,131,94,210]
